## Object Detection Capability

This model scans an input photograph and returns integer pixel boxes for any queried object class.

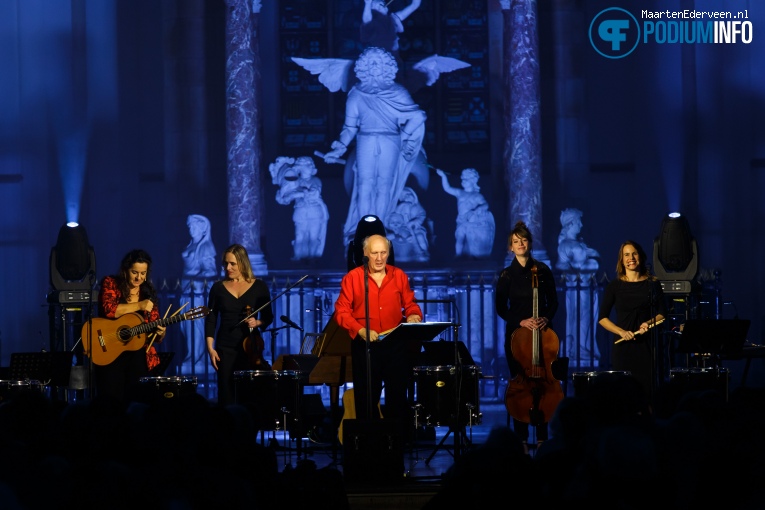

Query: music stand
[676,319,750,369]
[676,320,750,356]
[148,352,175,377]
[378,322,451,349]
[298,314,354,464]
[10,351,74,387]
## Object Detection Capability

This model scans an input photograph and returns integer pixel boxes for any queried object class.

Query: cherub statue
[360,0,422,57]
[436,168,495,258]
[556,208,599,272]
[269,156,329,260]
[386,187,430,262]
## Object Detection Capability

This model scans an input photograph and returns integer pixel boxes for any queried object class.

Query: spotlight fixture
[48,223,96,303]
[653,212,698,292]
[346,214,396,271]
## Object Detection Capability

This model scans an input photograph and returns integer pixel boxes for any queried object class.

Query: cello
[504,264,564,427]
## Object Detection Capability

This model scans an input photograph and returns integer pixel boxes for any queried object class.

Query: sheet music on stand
[378,322,451,344]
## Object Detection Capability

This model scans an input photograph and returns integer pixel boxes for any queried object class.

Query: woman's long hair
[615,240,654,280]
[117,249,158,304]
[222,244,255,281]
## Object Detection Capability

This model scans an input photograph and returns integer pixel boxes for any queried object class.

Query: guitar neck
[130,312,190,338]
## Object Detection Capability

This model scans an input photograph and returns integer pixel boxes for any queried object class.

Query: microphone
[362,256,369,264]
[281,315,303,332]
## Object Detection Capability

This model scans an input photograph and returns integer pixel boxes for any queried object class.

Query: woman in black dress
[598,240,666,399]
[205,244,273,407]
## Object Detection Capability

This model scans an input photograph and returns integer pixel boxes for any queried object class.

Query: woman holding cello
[495,221,562,452]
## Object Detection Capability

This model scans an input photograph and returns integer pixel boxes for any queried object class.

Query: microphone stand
[363,258,372,421]
[263,325,290,366]
[451,298,463,461]
[86,270,96,401]
[649,285,657,403]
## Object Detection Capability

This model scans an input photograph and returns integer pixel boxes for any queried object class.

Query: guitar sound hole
[118,329,132,341]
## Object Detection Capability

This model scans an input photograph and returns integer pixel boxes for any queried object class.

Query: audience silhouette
[0,377,763,509]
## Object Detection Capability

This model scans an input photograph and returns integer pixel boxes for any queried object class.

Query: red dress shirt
[335,264,422,338]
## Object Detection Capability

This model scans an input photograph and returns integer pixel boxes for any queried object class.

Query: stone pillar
[225,0,267,274]
[500,0,548,264]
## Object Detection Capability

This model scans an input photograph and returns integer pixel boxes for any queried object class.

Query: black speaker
[342,419,403,485]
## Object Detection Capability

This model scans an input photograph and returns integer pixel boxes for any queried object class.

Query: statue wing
[412,55,471,86]
[291,57,355,93]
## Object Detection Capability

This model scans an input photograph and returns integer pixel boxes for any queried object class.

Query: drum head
[234,370,277,380]
[276,370,304,379]
[413,365,454,374]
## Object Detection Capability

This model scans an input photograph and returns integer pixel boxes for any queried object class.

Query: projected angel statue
[360,0,422,57]
[436,168,494,258]
[269,155,329,260]
[293,42,469,244]
[386,187,431,262]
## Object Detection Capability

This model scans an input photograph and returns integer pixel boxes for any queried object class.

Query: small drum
[572,370,632,398]
[234,370,305,431]
[138,376,198,402]
[412,365,482,427]
[669,366,729,401]
[0,380,44,402]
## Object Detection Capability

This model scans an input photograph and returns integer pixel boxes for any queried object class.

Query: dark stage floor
[260,402,508,510]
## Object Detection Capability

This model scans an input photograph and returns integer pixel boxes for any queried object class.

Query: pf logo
[589,7,640,59]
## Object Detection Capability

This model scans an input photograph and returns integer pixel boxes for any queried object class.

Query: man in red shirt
[335,234,422,442]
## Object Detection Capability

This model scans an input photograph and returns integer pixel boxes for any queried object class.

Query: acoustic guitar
[82,306,209,366]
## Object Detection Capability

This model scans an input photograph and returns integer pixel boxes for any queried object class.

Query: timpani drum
[572,370,632,398]
[669,366,729,401]
[138,376,198,402]
[234,370,305,431]
[412,365,482,427]
[0,379,44,402]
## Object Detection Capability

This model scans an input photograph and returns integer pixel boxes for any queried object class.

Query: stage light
[48,223,96,303]
[653,212,698,283]
[346,214,396,271]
